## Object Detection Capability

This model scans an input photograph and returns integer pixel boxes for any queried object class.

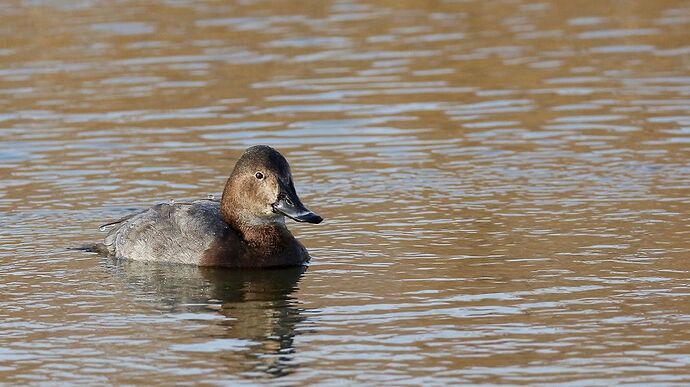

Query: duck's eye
[255,172,264,180]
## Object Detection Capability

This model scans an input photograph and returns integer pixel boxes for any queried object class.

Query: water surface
[1,0,689,384]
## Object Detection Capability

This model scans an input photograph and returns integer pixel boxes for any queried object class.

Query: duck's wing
[103,200,228,264]
[100,207,151,251]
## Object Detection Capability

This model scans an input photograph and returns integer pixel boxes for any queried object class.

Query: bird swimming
[97,145,322,268]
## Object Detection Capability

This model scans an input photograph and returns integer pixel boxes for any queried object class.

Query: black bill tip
[294,212,323,224]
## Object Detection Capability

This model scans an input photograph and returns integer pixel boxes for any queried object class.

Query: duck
[98,145,323,268]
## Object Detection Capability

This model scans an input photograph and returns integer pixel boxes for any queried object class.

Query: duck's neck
[220,185,292,248]
[234,218,292,247]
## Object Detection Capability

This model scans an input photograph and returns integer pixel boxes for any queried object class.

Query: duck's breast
[106,200,228,264]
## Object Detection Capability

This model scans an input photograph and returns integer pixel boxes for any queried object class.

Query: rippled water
[1,0,689,384]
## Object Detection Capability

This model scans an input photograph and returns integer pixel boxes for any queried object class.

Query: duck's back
[105,200,228,265]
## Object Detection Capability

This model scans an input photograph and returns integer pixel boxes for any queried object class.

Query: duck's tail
[68,243,111,256]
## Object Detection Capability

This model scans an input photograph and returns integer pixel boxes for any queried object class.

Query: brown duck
[100,145,322,268]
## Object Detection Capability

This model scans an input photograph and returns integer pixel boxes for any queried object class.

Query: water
[1,0,689,384]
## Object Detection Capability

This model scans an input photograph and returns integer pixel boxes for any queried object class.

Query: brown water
[1,0,689,384]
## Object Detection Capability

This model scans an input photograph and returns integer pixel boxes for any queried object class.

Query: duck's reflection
[104,259,307,378]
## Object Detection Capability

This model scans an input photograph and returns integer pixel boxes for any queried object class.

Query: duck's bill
[273,199,323,224]
[272,184,323,224]
[276,207,323,224]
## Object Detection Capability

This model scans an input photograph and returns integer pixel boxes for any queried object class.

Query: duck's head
[221,145,323,227]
